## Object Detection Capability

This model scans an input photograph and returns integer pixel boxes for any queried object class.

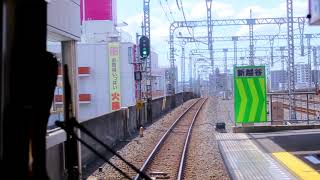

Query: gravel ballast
[88,97,232,180]
[183,97,230,180]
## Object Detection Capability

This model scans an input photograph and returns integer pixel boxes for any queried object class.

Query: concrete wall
[80,92,195,168]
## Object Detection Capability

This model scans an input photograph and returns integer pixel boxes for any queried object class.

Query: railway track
[282,103,319,116]
[272,97,320,116]
[272,96,320,105]
[134,98,207,180]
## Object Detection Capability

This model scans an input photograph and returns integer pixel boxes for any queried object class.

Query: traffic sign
[234,66,267,123]
[139,36,150,58]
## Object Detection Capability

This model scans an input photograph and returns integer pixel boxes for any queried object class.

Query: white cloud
[120,13,143,37]
[213,1,236,18]
[234,1,309,36]
[189,1,235,20]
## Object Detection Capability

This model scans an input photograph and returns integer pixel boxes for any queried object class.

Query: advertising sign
[109,42,121,111]
[234,66,267,123]
[81,0,113,21]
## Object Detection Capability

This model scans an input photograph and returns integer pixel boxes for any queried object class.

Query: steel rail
[177,98,207,180]
[134,98,204,180]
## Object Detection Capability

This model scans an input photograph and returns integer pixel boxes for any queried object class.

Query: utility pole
[269,36,275,66]
[248,9,255,65]
[143,0,152,122]
[223,48,229,98]
[287,0,296,120]
[299,18,305,56]
[223,48,228,74]
[193,63,197,94]
[169,27,176,107]
[306,34,312,88]
[313,47,318,85]
[181,42,186,92]
[280,46,286,90]
[198,70,201,96]
[189,56,192,91]
[206,0,214,95]
[232,36,238,66]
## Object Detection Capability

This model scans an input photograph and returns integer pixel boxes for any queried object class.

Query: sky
[116,0,320,80]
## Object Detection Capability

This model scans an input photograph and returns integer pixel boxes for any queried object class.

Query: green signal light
[139,36,150,58]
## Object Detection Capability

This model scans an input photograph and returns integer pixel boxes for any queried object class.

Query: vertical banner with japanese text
[109,42,121,111]
[234,66,267,123]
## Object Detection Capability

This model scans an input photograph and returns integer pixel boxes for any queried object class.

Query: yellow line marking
[273,152,320,180]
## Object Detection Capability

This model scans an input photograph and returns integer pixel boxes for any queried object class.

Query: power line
[179,0,193,37]
[159,0,174,22]
[178,0,204,52]
[176,0,181,10]
[165,0,176,22]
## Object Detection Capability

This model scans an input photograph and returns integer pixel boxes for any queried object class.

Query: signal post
[136,35,152,127]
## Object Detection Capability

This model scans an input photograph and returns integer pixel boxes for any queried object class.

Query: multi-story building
[295,63,311,88]
[150,56,166,99]
[311,69,320,85]
[48,44,165,123]
[208,67,233,94]
[45,0,166,178]
[270,70,287,90]
[47,0,167,124]
[75,42,136,121]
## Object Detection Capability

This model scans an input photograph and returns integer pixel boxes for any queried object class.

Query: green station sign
[234,66,267,123]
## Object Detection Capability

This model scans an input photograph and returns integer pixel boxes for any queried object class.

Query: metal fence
[268,92,320,125]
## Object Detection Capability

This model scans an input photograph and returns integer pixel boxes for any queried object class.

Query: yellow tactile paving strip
[273,152,320,180]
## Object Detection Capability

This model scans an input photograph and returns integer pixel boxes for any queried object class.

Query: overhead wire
[179,0,192,37]
[176,0,181,10]
[159,0,174,23]
[175,0,205,84]
[159,0,177,74]
[179,0,204,51]
[165,0,176,22]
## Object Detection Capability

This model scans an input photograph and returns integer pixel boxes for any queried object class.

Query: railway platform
[216,128,320,180]
[217,133,296,180]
